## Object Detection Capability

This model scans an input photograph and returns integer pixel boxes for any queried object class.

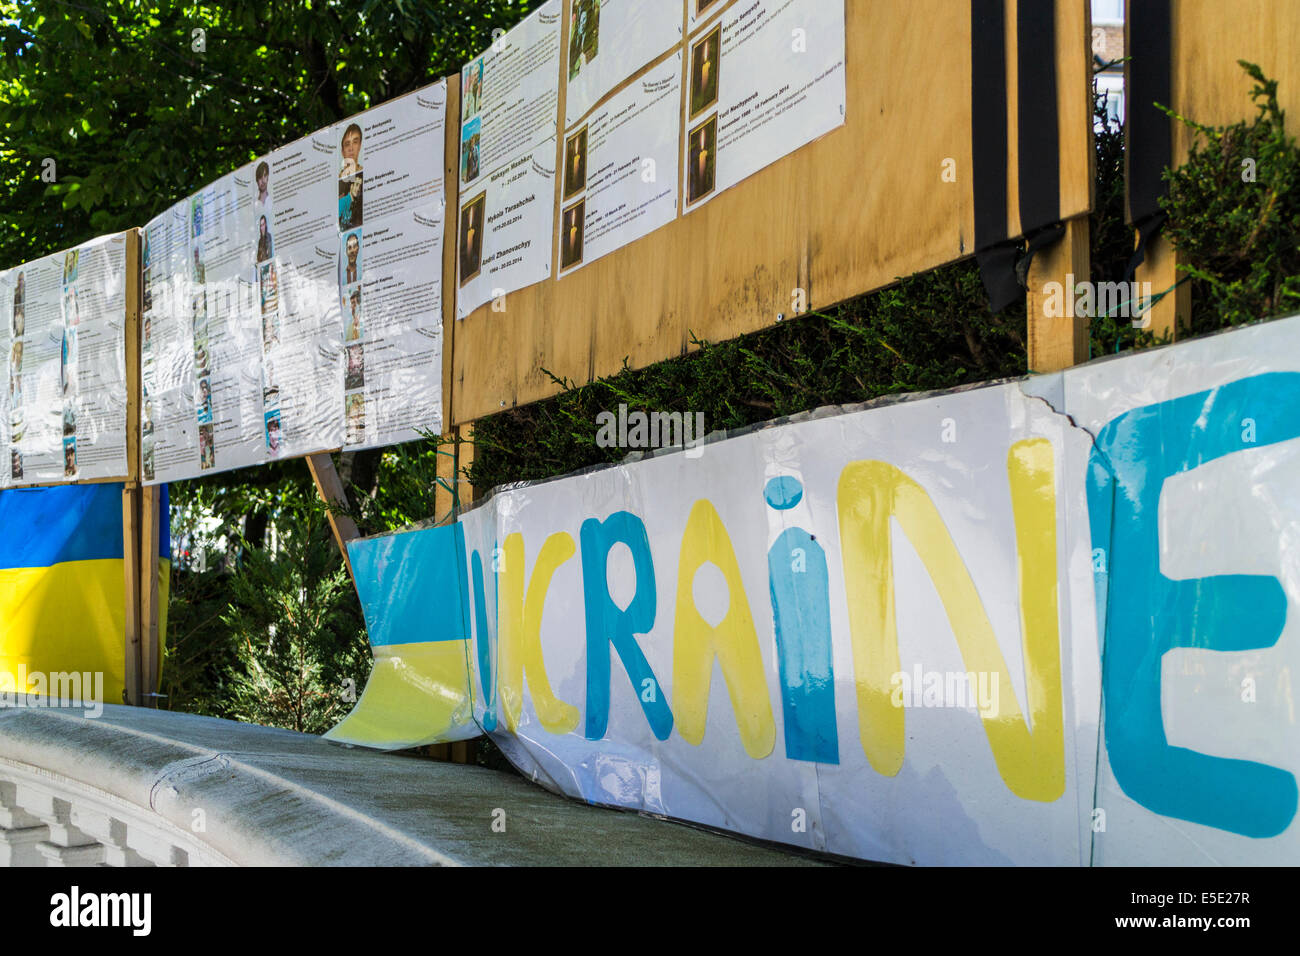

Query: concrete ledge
[0,705,822,866]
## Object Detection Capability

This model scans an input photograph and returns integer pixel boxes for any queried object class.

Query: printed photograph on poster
[62,250,78,284]
[564,126,587,199]
[463,57,483,120]
[339,121,363,179]
[340,229,362,285]
[265,408,282,457]
[197,376,213,425]
[569,0,599,80]
[338,175,363,231]
[345,344,365,391]
[255,160,271,206]
[345,392,365,445]
[690,24,720,117]
[256,214,274,262]
[687,115,717,205]
[560,200,585,269]
[199,422,215,470]
[459,193,486,285]
[344,287,363,341]
[62,435,75,478]
[461,116,482,184]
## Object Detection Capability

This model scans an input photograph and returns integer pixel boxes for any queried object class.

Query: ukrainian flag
[0,483,170,704]
[326,521,479,749]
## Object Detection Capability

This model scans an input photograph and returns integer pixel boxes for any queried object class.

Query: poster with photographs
[141,200,198,483]
[558,54,681,274]
[0,232,130,486]
[457,0,562,316]
[682,0,845,212]
[564,0,682,126]
[145,80,448,482]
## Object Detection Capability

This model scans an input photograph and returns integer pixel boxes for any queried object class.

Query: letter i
[764,476,839,764]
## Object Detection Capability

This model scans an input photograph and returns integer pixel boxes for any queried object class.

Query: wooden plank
[139,484,162,707]
[1027,215,1092,371]
[305,452,361,578]
[1126,0,1300,338]
[121,487,142,707]
[451,0,1093,424]
[457,424,476,505]
[441,76,461,434]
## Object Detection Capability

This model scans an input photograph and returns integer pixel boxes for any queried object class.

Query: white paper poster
[146,81,448,482]
[687,0,728,34]
[564,0,683,125]
[1,233,129,486]
[682,0,845,211]
[559,54,682,274]
[457,0,563,316]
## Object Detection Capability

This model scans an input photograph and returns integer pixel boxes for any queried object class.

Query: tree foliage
[0,0,540,262]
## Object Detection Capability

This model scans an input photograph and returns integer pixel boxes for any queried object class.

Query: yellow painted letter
[672,499,775,758]
[836,439,1064,801]
[499,532,581,734]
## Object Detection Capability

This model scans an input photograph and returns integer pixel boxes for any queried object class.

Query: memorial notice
[1,233,130,486]
[457,0,562,317]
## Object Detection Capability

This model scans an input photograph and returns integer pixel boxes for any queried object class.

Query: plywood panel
[1169,0,1300,163]
[451,0,1093,425]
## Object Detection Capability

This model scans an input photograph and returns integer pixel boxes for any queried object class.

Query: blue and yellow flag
[0,483,170,704]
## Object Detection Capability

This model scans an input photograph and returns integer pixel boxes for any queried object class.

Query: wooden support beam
[122,228,144,707]
[456,424,475,506]
[1133,232,1187,342]
[1026,215,1092,372]
[306,452,362,579]
[121,487,142,707]
[140,484,162,707]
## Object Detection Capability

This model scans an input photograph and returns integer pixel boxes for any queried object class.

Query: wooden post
[122,228,144,706]
[1026,215,1092,372]
[121,488,142,707]
[306,452,361,579]
[139,484,162,706]
[1132,232,1187,341]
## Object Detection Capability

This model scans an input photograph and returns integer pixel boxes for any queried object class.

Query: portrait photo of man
[462,58,483,121]
[346,288,363,341]
[339,122,363,179]
[339,174,363,230]
[342,230,362,285]
[255,160,270,205]
[564,126,588,200]
[459,193,486,285]
[569,0,599,81]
